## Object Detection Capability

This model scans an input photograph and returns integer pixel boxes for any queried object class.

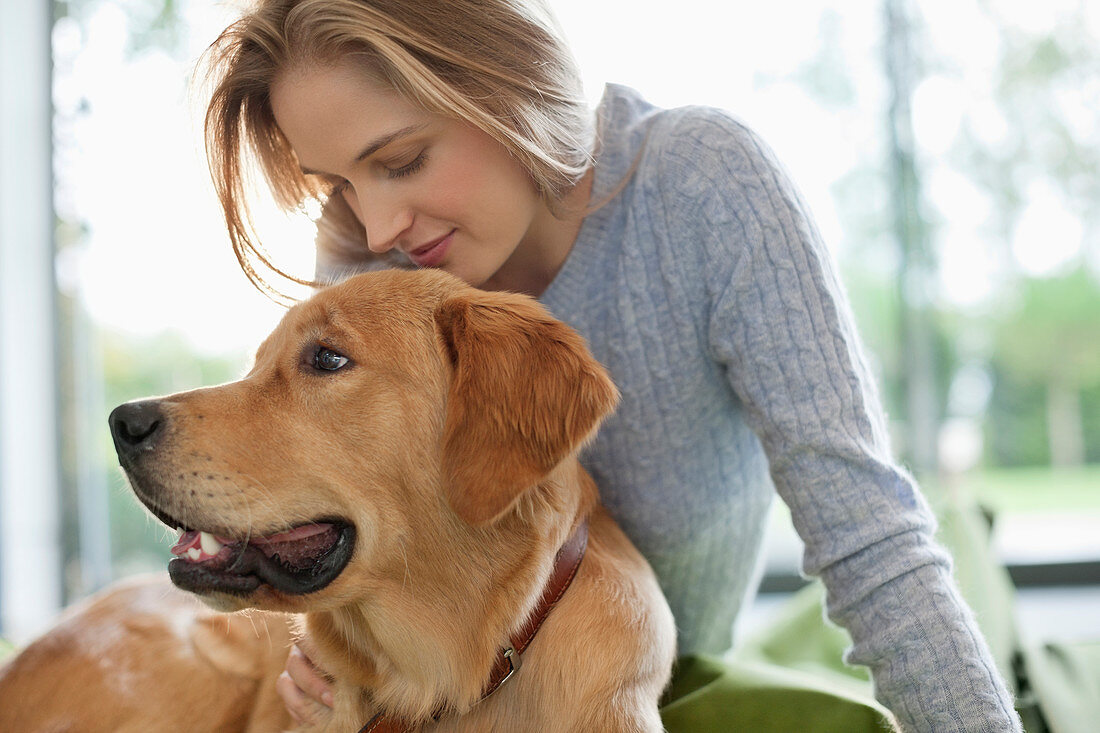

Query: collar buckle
[498,647,522,687]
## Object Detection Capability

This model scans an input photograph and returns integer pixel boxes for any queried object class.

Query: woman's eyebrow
[354,123,428,162]
[299,123,429,176]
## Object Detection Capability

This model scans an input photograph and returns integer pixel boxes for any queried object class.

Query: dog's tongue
[249,524,337,568]
[170,524,336,569]
[171,531,200,556]
[168,522,352,597]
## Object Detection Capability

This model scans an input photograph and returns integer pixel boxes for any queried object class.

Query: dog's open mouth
[165,521,355,597]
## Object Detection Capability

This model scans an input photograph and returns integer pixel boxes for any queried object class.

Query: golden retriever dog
[0,269,676,732]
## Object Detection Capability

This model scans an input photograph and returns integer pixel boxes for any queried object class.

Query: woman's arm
[669,111,1022,732]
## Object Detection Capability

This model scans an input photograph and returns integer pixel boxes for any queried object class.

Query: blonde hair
[203,0,594,299]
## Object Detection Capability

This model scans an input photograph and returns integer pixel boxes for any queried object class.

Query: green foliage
[98,329,249,573]
[107,471,176,575]
[992,267,1100,388]
[962,464,1100,515]
[986,367,1050,467]
[832,3,1100,470]
[953,7,1100,249]
[1085,386,1100,464]
[983,267,1100,467]
[792,10,858,109]
[100,329,247,408]
[841,267,901,373]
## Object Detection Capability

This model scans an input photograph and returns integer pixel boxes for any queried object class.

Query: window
[2,0,1098,644]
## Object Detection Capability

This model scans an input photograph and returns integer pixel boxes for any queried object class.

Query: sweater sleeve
[660,110,1021,732]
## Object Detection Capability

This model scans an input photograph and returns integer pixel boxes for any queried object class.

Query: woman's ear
[434,289,618,526]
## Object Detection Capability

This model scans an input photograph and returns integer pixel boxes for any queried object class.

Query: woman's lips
[407,230,455,268]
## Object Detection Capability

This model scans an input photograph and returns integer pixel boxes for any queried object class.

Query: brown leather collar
[359,519,589,733]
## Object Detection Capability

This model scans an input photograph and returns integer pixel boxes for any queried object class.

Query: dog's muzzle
[108,398,357,598]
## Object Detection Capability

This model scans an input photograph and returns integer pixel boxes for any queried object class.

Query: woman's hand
[277,642,335,726]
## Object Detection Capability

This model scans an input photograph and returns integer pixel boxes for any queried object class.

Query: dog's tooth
[200,532,223,556]
[186,547,202,561]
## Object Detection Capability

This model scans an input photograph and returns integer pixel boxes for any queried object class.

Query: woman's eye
[385,151,426,179]
[313,347,349,371]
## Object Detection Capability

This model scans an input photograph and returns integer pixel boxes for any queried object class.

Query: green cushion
[660,581,895,732]
[660,653,895,732]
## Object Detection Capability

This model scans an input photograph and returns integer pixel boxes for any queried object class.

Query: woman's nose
[356,190,413,254]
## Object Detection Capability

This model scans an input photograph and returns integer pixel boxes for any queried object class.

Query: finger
[286,644,335,708]
[277,670,329,726]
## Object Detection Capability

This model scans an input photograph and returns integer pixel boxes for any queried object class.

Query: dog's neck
[359,518,588,733]
[307,460,597,726]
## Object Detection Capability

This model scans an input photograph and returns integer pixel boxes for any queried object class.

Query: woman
[202,1,1020,730]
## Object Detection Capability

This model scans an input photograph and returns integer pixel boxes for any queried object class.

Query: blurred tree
[790,0,1100,473]
[935,5,1100,469]
[884,0,941,476]
[987,367,1052,468]
[990,267,1100,467]
[1082,384,1100,464]
[955,6,1100,257]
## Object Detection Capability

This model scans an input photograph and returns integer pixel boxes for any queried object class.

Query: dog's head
[109,269,618,612]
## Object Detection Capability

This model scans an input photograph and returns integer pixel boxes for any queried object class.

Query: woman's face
[270,61,544,289]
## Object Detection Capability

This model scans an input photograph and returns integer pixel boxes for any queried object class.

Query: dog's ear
[435,289,618,526]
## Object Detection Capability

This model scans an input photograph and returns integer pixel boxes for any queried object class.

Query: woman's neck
[483,169,593,297]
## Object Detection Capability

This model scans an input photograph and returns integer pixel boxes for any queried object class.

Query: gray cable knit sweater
[537,85,1021,732]
[316,83,1021,731]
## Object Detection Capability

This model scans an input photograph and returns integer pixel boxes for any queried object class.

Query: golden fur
[0,269,676,731]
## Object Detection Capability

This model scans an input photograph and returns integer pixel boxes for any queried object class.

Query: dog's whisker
[230,473,279,543]
[243,610,262,642]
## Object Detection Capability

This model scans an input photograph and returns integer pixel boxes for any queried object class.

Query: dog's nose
[109,400,165,461]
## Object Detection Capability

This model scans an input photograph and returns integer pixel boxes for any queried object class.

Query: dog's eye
[313,347,349,372]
